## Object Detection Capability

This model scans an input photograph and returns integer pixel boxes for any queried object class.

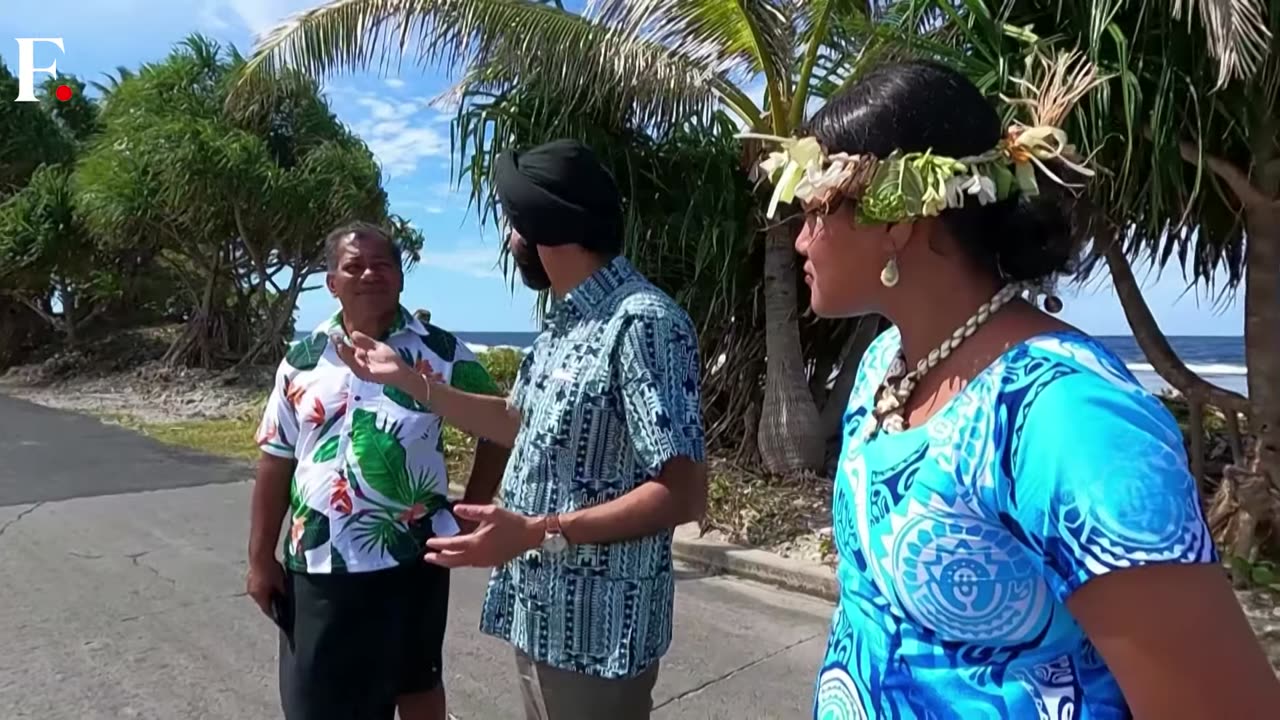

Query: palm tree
[861,0,1277,561]
[239,0,874,476]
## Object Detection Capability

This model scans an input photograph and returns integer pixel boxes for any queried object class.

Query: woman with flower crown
[746,58,1280,719]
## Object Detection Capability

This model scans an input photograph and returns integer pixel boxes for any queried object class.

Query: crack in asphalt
[0,502,44,541]
[651,632,823,711]
[127,550,178,587]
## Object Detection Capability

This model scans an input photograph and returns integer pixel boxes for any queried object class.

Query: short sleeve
[256,361,300,459]
[615,313,705,477]
[1002,372,1217,602]
[449,342,503,397]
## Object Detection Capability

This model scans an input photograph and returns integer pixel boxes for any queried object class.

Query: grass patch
[704,460,832,547]
[107,413,261,461]
[109,412,477,477]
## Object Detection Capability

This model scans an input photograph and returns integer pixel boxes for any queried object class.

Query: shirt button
[354,395,362,402]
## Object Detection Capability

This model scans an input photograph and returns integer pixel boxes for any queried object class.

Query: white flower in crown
[795,153,859,204]
[751,150,789,184]
[944,172,998,208]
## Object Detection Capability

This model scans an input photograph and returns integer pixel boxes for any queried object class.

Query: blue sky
[1,0,1245,336]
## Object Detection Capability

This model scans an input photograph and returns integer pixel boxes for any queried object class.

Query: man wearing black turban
[333,139,708,720]
[494,138,624,291]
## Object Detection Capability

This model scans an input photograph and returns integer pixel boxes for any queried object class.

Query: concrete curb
[671,524,837,603]
[447,487,838,603]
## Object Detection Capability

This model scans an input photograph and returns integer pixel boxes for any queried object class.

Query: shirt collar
[548,256,636,327]
[318,305,427,340]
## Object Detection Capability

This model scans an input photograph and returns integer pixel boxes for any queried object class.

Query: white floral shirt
[256,307,500,574]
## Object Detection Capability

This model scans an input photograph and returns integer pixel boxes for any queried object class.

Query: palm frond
[1170,0,1273,88]
[588,0,790,130]
[238,0,726,133]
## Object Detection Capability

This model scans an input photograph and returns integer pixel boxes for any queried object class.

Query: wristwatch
[540,514,569,554]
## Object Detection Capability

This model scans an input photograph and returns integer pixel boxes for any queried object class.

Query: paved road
[0,394,833,719]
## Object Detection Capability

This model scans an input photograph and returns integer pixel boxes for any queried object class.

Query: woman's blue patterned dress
[815,328,1217,719]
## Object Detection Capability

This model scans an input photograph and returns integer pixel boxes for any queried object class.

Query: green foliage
[73,34,418,367]
[1230,555,1280,592]
[475,348,523,393]
[0,62,75,197]
[858,0,1277,290]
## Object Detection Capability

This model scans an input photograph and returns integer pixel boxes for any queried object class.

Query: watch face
[542,533,568,554]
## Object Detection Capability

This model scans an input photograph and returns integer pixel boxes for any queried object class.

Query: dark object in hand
[270,590,294,634]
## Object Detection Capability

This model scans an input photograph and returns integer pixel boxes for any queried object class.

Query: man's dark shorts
[277,560,450,720]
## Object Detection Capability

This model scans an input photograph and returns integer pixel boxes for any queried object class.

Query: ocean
[298,330,1248,396]
[1096,335,1248,396]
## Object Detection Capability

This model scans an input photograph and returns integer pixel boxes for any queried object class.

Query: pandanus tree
[857,0,1279,562]
[76,35,422,368]
[239,0,881,476]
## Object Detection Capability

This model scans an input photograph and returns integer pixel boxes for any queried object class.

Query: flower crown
[741,50,1106,224]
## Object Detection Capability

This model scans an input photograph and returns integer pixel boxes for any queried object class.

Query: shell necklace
[865,283,1026,438]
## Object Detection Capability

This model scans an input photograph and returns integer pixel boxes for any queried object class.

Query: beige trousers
[515,650,660,720]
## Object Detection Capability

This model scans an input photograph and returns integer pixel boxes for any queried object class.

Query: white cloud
[427,207,445,214]
[385,78,407,89]
[425,248,503,279]
[346,95,449,177]
[192,0,318,41]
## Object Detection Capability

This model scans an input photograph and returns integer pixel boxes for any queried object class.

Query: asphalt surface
[0,394,834,719]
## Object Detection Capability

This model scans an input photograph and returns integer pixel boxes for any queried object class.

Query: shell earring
[880,257,900,287]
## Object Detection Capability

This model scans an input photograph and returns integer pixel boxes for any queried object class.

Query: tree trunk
[1242,201,1280,494]
[236,265,310,369]
[1102,240,1250,414]
[757,224,824,475]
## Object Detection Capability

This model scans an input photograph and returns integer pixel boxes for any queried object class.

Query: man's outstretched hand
[424,505,544,568]
[332,331,415,389]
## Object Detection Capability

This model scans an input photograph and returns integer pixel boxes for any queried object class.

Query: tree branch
[1102,237,1250,415]
[1170,136,1275,209]
[13,294,59,328]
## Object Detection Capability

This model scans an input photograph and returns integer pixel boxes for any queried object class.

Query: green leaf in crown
[285,331,329,371]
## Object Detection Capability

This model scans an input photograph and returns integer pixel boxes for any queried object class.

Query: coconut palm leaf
[1172,0,1273,88]
[588,0,792,128]
[239,0,740,133]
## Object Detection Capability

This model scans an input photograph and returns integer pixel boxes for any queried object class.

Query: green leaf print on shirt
[451,359,501,396]
[285,475,330,564]
[286,332,329,371]
[312,435,340,463]
[421,325,458,363]
[347,408,448,562]
[383,385,429,413]
[349,408,437,508]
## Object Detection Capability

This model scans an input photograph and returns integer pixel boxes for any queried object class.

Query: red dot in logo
[55,84,73,102]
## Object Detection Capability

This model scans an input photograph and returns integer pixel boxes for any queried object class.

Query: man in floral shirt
[245,222,507,720]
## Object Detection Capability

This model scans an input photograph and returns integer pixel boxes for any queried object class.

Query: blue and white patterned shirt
[816,327,1217,719]
[479,256,705,679]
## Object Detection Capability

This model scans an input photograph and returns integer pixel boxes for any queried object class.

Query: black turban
[494,139,622,252]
